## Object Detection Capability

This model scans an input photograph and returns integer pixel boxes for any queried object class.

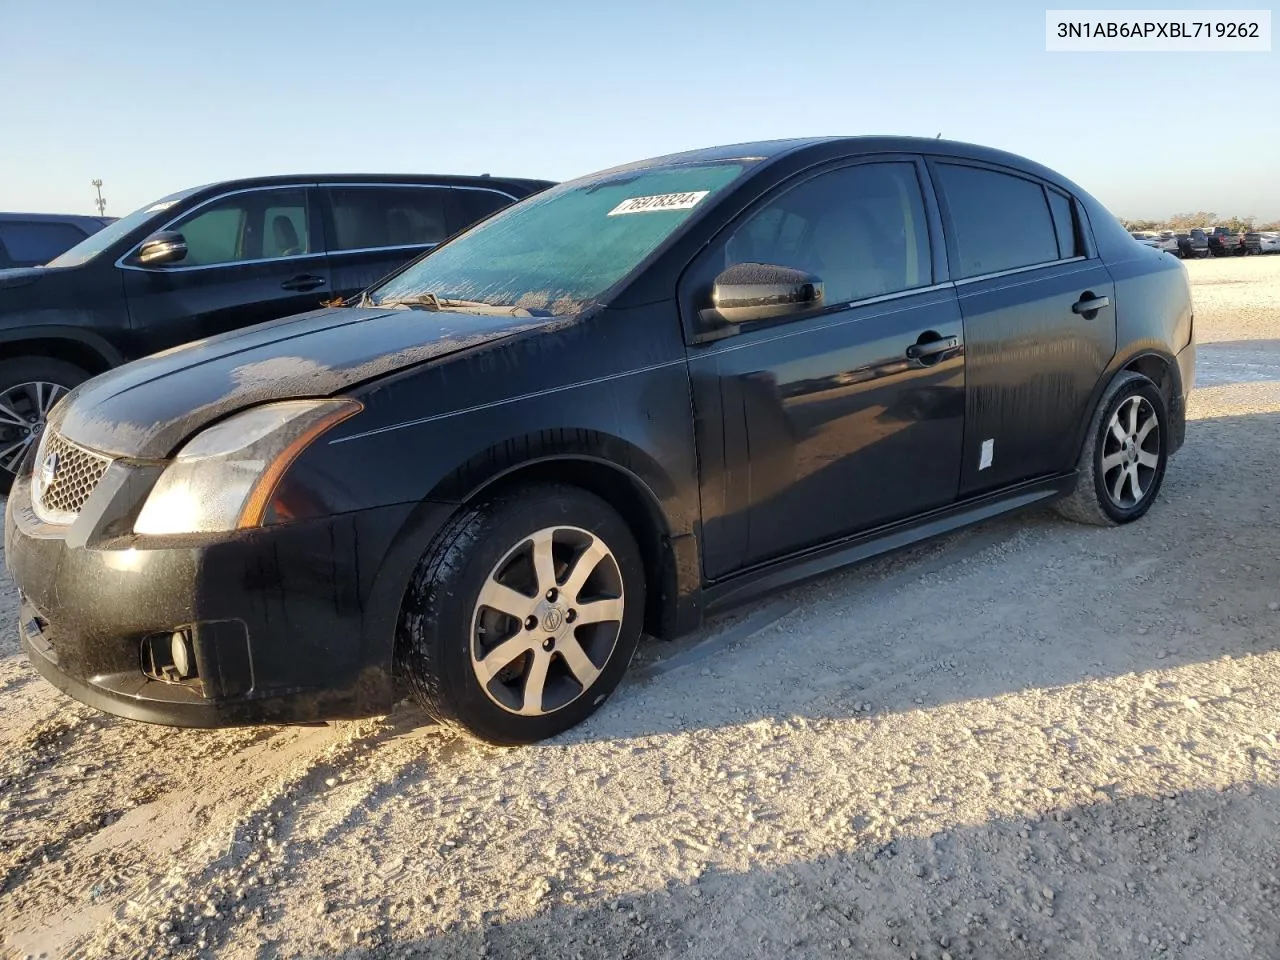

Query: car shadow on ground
[281,782,1280,960]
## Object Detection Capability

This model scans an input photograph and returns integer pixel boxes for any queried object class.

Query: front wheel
[1054,372,1169,527]
[397,484,646,744]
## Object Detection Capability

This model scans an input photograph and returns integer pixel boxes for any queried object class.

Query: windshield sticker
[607,191,710,216]
[146,200,179,213]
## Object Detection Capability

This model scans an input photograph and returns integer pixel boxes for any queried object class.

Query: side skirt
[701,472,1077,615]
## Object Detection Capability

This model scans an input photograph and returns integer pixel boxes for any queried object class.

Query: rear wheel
[1054,372,1168,527]
[397,484,646,744]
[0,358,90,494]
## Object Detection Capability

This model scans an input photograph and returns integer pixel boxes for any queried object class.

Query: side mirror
[702,262,824,326]
[136,231,188,266]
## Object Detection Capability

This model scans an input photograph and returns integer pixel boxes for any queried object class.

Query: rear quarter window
[933,164,1062,278]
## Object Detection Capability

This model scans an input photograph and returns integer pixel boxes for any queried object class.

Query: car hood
[0,267,47,290]
[51,306,561,459]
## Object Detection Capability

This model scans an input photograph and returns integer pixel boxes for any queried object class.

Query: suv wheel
[0,358,90,495]
[1055,372,1168,526]
[397,484,646,744]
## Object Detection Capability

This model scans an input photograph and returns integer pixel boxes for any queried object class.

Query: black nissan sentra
[5,137,1195,745]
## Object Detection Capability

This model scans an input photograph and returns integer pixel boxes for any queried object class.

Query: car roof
[178,173,556,194]
[0,211,114,225]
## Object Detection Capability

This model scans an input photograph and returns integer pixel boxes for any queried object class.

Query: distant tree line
[1120,212,1280,233]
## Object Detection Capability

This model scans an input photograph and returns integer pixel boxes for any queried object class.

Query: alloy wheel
[1100,394,1161,509]
[470,525,625,716]
[0,381,68,477]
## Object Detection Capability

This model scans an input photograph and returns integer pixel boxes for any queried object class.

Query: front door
[926,160,1118,497]
[684,159,966,578]
[121,186,331,358]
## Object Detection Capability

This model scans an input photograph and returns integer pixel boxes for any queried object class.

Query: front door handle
[281,274,327,292]
[1072,294,1110,316]
[905,335,959,360]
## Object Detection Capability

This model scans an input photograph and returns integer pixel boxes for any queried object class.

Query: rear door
[320,184,518,300]
[683,158,966,577]
[927,159,1117,497]
[121,186,330,356]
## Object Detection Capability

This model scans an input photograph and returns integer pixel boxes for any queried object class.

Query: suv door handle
[1072,294,1110,315]
[281,274,326,292]
[905,335,959,360]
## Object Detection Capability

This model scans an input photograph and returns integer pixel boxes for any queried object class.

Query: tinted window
[453,189,515,230]
[0,221,88,266]
[168,189,309,266]
[935,164,1060,278]
[326,187,449,251]
[720,162,932,305]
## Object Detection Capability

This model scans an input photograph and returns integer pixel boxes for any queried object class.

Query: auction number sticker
[608,191,710,216]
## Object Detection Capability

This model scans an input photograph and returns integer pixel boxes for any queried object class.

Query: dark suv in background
[0,212,115,269]
[0,173,552,489]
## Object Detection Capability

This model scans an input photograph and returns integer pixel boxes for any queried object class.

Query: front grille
[32,432,112,525]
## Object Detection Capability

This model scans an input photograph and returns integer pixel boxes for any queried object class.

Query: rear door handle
[905,336,959,360]
[1072,295,1110,315]
[281,274,327,292]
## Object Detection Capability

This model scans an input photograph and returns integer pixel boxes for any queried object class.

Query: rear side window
[934,164,1060,278]
[452,189,516,231]
[0,221,88,267]
[325,187,449,251]
[1046,189,1081,258]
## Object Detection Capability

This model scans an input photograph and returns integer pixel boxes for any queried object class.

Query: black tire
[0,357,91,495]
[396,483,646,745]
[1054,371,1169,527]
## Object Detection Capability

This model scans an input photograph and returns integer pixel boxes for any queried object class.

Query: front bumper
[5,468,446,727]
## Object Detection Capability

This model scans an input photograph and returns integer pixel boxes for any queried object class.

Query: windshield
[46,188,198,268]
[368,161,751,315]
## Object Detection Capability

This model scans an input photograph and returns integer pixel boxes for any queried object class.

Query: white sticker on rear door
[979,438,994,471]
[608,191,710,216]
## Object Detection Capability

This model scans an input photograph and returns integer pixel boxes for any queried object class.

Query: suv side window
[719,162,932,307]
[325,187,450,251]
[933,163,1060,278]
[452,189,516,231]
[168,188,310,266]
[0,221,89,267]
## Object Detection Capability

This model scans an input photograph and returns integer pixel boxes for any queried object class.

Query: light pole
[91,179,106,216]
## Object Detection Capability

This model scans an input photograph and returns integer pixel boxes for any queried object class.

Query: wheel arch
[1075,346,1183,464]
[0,329,122,375]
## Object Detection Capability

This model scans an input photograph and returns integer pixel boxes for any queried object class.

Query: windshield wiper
[375,293,549,317]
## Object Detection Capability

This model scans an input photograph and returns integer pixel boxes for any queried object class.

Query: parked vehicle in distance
[1245,231,1280,254]
[1129,231,1160,249]
[1208,226,1245,257]
[0,173,553,490]
[6,137,1194,745]
[0,212,115,269]
[1155,231,1179,254]
[1180,229,1211,259]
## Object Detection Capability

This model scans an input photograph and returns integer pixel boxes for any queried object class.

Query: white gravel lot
[3,255,1280,960]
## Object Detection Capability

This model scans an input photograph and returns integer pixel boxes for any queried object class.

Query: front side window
[167,188,309,267]
[326,187,450,251]
[0,221,88,267]
[369,161,750,316]
[719,162,932,306]
[934,164,1060,278]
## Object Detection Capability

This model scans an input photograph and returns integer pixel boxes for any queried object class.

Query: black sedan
[5,137,1195,745]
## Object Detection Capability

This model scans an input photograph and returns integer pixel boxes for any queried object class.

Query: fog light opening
[169,630,195,680]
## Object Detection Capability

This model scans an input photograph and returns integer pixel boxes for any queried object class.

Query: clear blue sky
[2,0,1275,221]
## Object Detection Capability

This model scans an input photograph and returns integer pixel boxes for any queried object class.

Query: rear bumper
[6,471,450,727]
[1170,337,1195,455]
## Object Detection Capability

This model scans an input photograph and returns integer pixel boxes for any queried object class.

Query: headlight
[133,399,361,536]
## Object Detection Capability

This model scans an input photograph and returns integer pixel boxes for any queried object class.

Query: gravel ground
[3,255,1280,960]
